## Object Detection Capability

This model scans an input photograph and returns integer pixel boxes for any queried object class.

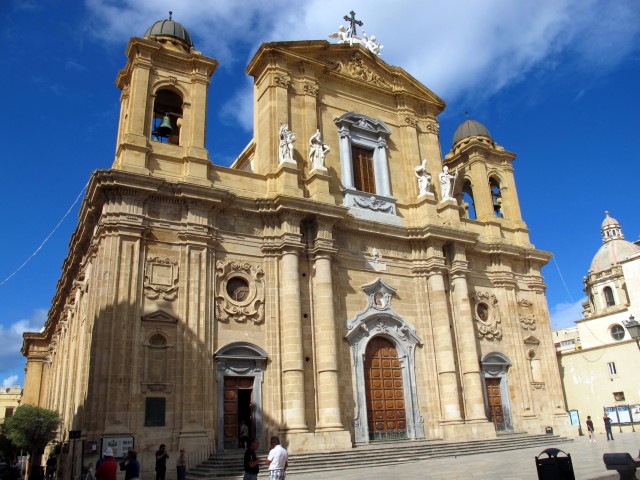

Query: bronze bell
[492,192,502,212]
[156,114,173,137]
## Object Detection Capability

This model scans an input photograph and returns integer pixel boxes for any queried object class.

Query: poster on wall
[568,410,580,426]
[604,407,620,425]
[630,404,640,422]
[101,436,134,458]
[616,405,632,424]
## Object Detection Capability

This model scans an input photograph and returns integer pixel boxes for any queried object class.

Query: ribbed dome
[144,13,193,47]
[453,119,492,146]
[590,211,640,273]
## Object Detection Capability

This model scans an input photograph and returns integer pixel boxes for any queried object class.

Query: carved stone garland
[472,291,502,340]
[215,260,265,324]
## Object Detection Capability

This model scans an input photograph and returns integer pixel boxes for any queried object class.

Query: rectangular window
[608,362,617,375]
[352,146,376,194]
[560,340,576,347]
[145,397,166,426]
[613,391,625,401]
[5,407,14,418]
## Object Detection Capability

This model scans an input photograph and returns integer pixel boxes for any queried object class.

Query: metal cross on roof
[343,10,363,39]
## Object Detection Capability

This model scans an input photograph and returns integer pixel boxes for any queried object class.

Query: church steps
[186,434,572,479]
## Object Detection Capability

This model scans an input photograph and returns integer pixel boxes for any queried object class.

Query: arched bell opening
[489,176,503,218]
[152,89,183,145]
[461,180,477,220]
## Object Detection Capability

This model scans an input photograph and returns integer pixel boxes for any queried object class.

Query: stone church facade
[22,15,570,473]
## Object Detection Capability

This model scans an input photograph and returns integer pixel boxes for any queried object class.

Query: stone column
[280,244,308,433]
[338,127,354,189]
[311,222,342,431]
[449,245,487,422]
[425,253,463,424]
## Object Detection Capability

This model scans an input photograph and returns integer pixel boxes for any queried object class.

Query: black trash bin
[535,448,575,480]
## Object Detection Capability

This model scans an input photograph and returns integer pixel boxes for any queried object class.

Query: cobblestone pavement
[289,431,640,479]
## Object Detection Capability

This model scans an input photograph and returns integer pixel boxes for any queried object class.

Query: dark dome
[452,119,492,146]
[144,14,193,47]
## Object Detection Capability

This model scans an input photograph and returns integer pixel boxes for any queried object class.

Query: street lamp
[623,315,640,350]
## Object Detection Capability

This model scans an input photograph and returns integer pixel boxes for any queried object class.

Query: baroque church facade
[22,14,570,472]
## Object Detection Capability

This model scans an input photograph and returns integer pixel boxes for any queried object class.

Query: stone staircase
[186,433,573,479]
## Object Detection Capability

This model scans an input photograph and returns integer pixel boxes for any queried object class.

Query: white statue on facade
[308,129,330,171]
[439,165,458,201]
[414,159,432,197]
[329,25,350,44]
[278,124,296,164]
[362,32,383,56]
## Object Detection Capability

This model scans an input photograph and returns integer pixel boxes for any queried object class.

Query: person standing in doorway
[243,438,260,480]
[176,449,187,480]
[603,413,614,440]
[586,416,596,442]
[155,444,169,480]
[265,436,288,480]
[240,421,250,448]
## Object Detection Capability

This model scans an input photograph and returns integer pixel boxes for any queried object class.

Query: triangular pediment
[246,40,445,113]
[523,335,540,345]
[141,309,178,324]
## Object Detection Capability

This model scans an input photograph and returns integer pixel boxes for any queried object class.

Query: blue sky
[1,0,639,388]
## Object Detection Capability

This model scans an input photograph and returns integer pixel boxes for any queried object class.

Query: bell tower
[443,117,528,238]
[113,13,218,185]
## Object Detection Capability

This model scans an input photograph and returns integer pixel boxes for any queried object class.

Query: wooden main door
[485,377,504,428]
[223,377,253,448]
[364,337,407,440]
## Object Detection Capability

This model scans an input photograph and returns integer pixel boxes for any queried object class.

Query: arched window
[489,177,502,217]
[603,286,615,307]
[152,89,183,145]
[147,333,168,382]
[462,180,476,220]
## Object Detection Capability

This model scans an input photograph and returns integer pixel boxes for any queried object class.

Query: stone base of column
[441,420,496,441]
[284,430,352,454]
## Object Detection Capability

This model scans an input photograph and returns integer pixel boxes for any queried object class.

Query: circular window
[226,277,250,302]
[610,324,625,341]
[477,303,489,321]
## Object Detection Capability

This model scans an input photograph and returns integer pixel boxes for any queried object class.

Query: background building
[0,386,21,423]
[555,212,640,435]
[22,15,571,478]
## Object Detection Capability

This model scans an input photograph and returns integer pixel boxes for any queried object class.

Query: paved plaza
[289,431,640,479]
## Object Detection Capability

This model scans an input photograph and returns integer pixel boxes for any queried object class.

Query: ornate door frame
[214,342,268,452]
[345,279,424,444]
[481,351,513,431]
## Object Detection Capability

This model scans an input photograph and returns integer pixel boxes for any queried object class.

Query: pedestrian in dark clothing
[155,444,169,480]
[603,414,614,440]
[243,438,260,480]
[586,416,596,442]
[119,451,140,480]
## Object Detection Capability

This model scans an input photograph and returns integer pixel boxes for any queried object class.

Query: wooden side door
[485,378,504,427]
[223,377,254,448]
[364,337,407,440]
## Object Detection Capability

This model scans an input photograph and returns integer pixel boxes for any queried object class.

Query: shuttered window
[352,146,376,194]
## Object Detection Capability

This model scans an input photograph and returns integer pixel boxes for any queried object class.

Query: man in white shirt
[265,436,288,480]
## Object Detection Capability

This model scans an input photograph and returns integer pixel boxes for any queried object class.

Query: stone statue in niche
[278,124,296,164]
[414,159,432,197]
[308,129,330,171]
[439,165,458,201]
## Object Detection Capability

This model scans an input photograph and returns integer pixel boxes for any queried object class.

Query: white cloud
[83,0,640,128]
[0,309,47,379]
[549,299,584,330]
[2,375,19,388]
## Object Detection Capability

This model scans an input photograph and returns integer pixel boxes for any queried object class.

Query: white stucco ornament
[329,11,383,56]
